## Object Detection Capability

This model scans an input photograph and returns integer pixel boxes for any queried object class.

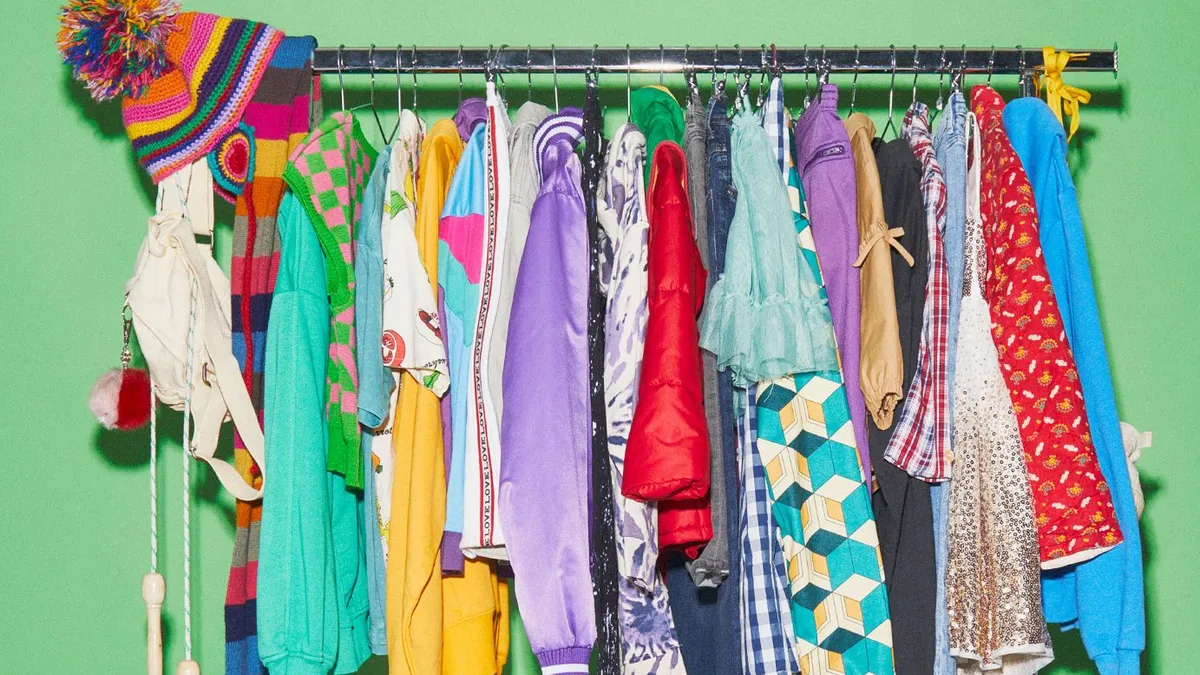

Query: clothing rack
[311,45,1118,77]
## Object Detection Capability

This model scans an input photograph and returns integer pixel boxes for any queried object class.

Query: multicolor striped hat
[121,12,283,183]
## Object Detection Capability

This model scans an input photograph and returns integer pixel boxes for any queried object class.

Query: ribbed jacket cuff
[537,646,592,673]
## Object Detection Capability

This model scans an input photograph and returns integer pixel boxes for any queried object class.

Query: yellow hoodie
[386,116,509,675]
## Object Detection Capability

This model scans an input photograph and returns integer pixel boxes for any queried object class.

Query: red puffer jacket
[622,140,712,555]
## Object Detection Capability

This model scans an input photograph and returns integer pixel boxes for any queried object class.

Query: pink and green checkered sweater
[281,111,376,489]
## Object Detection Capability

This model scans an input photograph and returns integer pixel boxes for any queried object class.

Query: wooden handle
[177,660,200,675]
[142,573,165,675]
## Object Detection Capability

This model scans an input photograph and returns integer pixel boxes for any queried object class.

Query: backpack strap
[164,166,266,502]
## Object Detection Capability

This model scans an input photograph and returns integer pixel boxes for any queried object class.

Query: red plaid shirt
[885,103,952,481]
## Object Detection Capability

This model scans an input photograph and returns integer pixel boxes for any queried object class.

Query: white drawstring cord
[178,271,198,658]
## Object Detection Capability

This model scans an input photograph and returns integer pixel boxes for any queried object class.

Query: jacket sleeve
[257,194,339,675]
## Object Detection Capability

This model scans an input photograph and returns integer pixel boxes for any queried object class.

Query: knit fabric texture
[121,12,283,183]
[224,35,315,675]
[283,111,377,490]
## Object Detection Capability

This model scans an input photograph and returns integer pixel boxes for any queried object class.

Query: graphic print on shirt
[599,124,688,675]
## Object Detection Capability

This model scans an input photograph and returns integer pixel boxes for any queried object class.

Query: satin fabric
[624,141,714,555]
[499,108,597,674]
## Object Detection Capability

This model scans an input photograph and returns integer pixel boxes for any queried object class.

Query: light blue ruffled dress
[699,99,838,386]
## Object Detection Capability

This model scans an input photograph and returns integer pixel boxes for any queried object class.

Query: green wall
[4,0,1196,672]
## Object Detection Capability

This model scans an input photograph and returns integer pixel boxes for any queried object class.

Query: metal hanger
[684,45,700,101]
[1017,46,1032,97]
[526,45,533,102]
[848,46,861,115]
[755,44,769,108]
[659,44,666,86]
[710,45,718,92]
[817,44,829,92]
[336,44,346,111]
[987,46,996,84]
[350,45,389,141]
[457,45,464,103]
[588,44,599,88]
[383,44,403,144]
[410,45,419,119]
[551,44,559,111]
[935,45,947,111]
[879,45,898,140]
[951,44,967,94]
[626,44,632,121]
[712,44,723,100]
[485,45,507,101]
[734,44,749,109]
[803,45,812,109]
[910,45,921,106]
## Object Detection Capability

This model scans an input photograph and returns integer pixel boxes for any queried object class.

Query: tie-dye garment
[599,123,688,675]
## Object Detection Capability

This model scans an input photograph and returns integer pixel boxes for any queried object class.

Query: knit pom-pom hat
[120,12,283,183]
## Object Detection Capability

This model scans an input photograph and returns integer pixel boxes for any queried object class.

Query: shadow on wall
[93,404,238,534]
[61,66,158,210]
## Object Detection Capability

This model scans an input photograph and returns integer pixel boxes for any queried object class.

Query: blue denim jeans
[664,88,741,675]
[931,91,968,675]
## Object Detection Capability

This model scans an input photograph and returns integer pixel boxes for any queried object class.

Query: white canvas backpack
[125,159,266,501]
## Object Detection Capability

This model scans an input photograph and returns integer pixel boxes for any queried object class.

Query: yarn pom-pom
[57,0,180,102]
[89,367,153,430]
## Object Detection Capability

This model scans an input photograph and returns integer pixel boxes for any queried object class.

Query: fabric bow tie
[1039,46,1092,141]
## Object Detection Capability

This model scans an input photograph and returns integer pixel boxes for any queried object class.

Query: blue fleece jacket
[1004,97,1145,675]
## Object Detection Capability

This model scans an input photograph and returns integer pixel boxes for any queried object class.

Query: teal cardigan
[257,191,371,675]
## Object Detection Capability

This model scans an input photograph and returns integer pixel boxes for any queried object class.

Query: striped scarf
[224,35,316,675]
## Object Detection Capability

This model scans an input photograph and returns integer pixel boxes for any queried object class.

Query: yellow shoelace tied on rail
[1036,46,1092,141]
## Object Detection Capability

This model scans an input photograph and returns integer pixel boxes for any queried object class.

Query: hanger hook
[525,45,533,102]
[756,43,768,107]
[410,45,419,114]
[457,45,464,102]
[551,44,559,112]
[368,45,378,106]
[987,46,996,83]
[803,45,812,108]
[684,44,699,98]
[336,44,346,112]
[626,44,632,121]
[936,45,947,110]
[589,43,599,85]
[662,42,672,85]
[952,44,967,93]
[886,45,897,128]
[493,44,508,98]
[850,45,861,113]
[911,45,920,105]
[395,45,403,111]
[484,44,493,83]
[771,43,779,76]
[711,44,718,89]
[819,44,829,85]
[1017,45,1029,95]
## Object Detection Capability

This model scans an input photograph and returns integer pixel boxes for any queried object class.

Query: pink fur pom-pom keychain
[89,305,152,430]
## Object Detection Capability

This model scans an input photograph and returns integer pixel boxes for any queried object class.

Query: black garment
[664,87,742,675]
[868,136,936,675]
[583,75,622,675]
